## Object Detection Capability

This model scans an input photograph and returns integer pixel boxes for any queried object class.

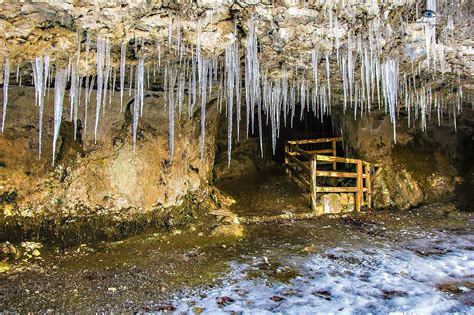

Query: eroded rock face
[0,87,220,242]
[0,1,472,84]
[336,109,474,210]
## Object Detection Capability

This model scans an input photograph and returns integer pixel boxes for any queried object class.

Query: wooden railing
[284,137,380,213]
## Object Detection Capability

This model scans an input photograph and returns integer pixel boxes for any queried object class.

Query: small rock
[312,290,332,300]
[108,287,117,293]
[211,224,244,238]
[270,295,284,302]
[157,303,176,312]
[235,289,247,297]
[216,296,234,306]
[1,242,19,260]
[0,261,10,273]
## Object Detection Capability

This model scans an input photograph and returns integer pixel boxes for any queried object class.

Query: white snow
[172,234,474,314]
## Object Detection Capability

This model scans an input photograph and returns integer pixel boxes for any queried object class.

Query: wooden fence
[284,137,380,213]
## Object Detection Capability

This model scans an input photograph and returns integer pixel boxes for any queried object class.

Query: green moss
[0,189,210,249]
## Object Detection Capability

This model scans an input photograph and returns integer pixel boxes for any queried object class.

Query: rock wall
[335,108,474,211]
[0,87,220,243]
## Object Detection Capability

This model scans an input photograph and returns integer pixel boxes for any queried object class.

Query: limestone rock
[314,193,355,215]
[211,223,244,238]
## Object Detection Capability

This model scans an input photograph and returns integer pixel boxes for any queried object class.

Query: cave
[0,0,473,313]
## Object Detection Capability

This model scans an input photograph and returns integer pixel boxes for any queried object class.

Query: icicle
[325,53,331,108]
[168,63,177,161]
[138,58,145,117]
[225,44,235,167]
[33,57,44,158]
[69,63,77,121]
[245,17,261,155]
[120,42,126,112]
[191,48,197,117]
[311,48,319,95]
[342,57,347,113]
[168,16,173,51]
[94,37,106,143]
[200,59,208,160]
[177,73,185,118]
[102,39,111,117]
[382,58,399,143]
[1,58,10,132]
[133,58,145,151]
[52,68,67,165]
[129,64,133,97]
[424,0,437,69]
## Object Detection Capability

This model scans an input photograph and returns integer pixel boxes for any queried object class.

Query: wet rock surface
[336,110,474,211]
[0,88,221,245]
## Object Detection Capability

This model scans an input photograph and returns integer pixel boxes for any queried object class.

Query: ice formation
[0,0,468,165]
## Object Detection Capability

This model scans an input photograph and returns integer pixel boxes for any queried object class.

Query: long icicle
[1,58,10,132]
[52,68,67,165]
[94,37,105,143]
[120,42,126,112]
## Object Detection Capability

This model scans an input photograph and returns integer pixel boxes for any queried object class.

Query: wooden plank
[287,143,312,159]
[303,161,333,166]
[315,155,360,164]
[287,137,343,145]
[284,143,289,176]
[316,170,358,178]
[287,153,310,173]
[332,139,337,171]
[285,164,310,187]
[305,149,333,155]
[288,151,333,157]
[316,186,358,193]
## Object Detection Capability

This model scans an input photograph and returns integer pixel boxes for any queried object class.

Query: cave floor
[216,168,310,217]
[1,172,473,312]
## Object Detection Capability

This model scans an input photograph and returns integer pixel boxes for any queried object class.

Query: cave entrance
[271,109,336,164]
[213,106,343,219]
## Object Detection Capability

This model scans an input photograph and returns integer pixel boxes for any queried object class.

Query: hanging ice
[200,59,208,160]
[94,37,106,143]
[120,42,126,112]
[168,65,177,161]
[1,58,10,132]
[52,68,67,165]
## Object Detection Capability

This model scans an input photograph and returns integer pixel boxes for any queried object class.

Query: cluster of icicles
[0,2,466,167]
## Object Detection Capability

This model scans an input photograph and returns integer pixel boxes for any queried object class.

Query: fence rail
[284,137,380,213]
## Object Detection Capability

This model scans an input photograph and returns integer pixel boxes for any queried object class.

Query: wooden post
[310,156,317,212]
[284,142,289,176]
[366,163,372,208]
[356,160,363,212]
[332,139,337,171]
